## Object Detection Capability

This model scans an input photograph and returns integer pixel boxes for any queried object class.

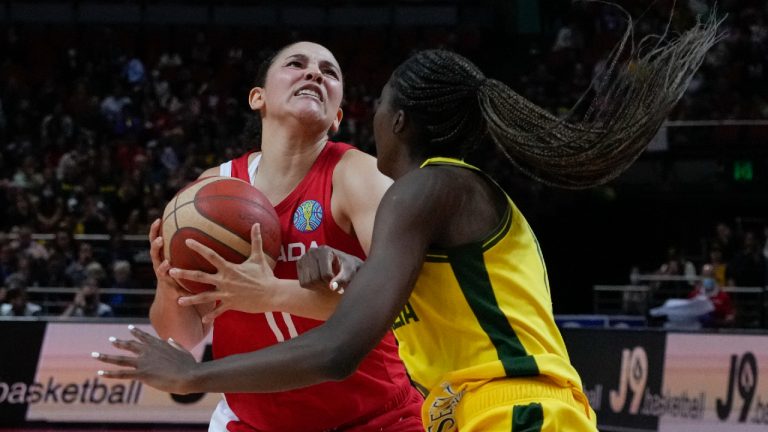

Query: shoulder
[198,152,259,180]
[335,147,379,175]
[333,148,392,200]
[28,303,42,316]
[198,166,220,179]
[379,167,458,221]
[98,303,114,317]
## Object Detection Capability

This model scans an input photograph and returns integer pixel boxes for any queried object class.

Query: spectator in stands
[713,221,738,261]
[107,259,138,314]
[49,228,77,264]
[0,244,16,283]
[727,231,767,287]
[60,277,113,318]
[13,225,49,262]
[5,256,34,288]
[41,251,73,288]
[65,242,97,286]
[707,244,728,287]
[688,264,735,327]
[0,283,41,317]
[655,246,697,301]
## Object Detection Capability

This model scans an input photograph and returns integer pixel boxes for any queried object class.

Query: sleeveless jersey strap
[420,157,481,173]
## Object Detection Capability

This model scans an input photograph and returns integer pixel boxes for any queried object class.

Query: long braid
[391,10,723,189]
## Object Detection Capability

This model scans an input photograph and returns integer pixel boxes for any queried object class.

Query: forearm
[149,285,210,350]
[272,279,340,320]
[187,328,344,393]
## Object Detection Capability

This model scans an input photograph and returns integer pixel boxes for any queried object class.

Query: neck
[390,157,422,180]
[253,119,329,203]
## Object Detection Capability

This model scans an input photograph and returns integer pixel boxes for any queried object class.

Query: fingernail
[331,281,339,291]
[97,370,105,376]
[128,324,135,330]
[169,269,178,276]
[91,352,100,358]
[338,288,345,295]
[108,336,117,343]
[168,337,175,344]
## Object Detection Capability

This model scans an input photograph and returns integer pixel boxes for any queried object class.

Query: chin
[294,109,329,128]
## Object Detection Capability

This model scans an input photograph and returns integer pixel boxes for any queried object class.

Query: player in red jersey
[145,41,423,432]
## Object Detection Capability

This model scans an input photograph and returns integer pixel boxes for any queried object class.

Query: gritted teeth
[294,85,323,101]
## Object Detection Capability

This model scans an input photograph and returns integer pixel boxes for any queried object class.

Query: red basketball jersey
[213,141,419,432]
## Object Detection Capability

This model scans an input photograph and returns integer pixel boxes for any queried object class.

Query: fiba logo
[609,346,648,415]
[293,200,323,233]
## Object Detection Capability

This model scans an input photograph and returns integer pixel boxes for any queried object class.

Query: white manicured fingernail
[108,336,117,343]
[97,370,105,376]
[331,281,339,291]
[128,324,135,330]
[91,352,100,358]
[337,288,345,295]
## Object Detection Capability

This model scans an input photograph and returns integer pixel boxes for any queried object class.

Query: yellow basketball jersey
[392,157,585,397]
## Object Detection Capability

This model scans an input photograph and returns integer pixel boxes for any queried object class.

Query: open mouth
[294,86,323,102]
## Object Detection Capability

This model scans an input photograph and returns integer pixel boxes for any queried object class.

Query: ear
[392,109,407,134]
[248,87,265,111]
[329,107,344,134]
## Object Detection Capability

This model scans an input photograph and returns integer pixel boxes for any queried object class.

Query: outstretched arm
[96,170,441,394]
[171,224,344,322]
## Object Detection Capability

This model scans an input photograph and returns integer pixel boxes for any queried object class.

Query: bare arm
[149,167,220,349]
[160,152,390,323]
[98,169,442,393]
[333,149,393,254]
[173,226,344,322]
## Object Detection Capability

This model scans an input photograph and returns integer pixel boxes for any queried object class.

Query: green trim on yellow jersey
[421,157,513,262]
[449,241,540,377]
[396,156,585,400]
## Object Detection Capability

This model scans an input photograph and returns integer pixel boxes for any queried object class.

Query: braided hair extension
[389,10,723,189]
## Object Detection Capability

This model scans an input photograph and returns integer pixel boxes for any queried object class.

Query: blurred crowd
[1,1,767,318]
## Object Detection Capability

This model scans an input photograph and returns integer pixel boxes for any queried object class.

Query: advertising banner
[659,333,768,432]
[563,328,667,432]
[0,321,47,425]
[25,323,217,423]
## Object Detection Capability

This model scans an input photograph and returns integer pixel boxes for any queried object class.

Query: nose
[305,63,323,83]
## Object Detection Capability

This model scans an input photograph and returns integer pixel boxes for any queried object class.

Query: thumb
[248,223,265,262]
[202,304,229,324]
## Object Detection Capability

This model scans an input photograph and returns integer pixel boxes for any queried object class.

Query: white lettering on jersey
[268,241,318,342]
[277,241,320,262]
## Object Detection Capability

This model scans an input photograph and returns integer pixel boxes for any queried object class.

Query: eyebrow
[284,54,341,75]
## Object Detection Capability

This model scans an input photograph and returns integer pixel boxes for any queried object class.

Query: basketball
[161,176,281,294]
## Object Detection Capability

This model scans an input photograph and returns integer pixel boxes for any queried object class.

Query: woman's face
[259,42,343,132]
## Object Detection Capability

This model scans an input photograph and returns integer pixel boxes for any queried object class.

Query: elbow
[317,342,365,382]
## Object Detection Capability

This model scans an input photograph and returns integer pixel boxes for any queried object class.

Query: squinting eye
[286,61,302,67]
[324,69,339,79]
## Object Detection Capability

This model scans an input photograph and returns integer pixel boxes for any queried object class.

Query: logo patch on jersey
[293,200,323,233]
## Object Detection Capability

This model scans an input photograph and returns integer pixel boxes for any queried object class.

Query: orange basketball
[161,176,281,294]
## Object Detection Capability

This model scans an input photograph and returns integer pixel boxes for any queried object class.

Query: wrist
[271,279,292,312]
[181,361,206,394]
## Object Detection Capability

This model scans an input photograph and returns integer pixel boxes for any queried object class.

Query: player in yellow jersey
[96,14,721,432]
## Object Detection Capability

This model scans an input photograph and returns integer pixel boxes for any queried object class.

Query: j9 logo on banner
[609,346,648,415]
[717,352,758,423]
